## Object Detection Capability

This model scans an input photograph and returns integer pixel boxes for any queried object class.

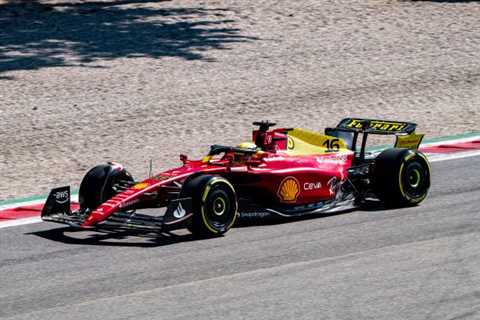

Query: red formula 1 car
[42,118,431,237]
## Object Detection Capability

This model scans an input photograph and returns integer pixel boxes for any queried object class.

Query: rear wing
[336,118,417,135]
[325,118,423,162]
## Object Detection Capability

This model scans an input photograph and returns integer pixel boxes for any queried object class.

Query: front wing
[41,186,193,232]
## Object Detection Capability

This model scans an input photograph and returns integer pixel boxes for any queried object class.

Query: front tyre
[79,163,134,211]
[182,175,238,238]
[373,148,431,207]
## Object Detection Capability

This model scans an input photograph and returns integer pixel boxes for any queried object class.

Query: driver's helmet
[237,142,258,151]
[234,142,258,162]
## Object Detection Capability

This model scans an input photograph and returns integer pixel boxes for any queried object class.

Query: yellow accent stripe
[286,128,348,156]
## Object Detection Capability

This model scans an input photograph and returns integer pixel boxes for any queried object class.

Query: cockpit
[201,121,351,166]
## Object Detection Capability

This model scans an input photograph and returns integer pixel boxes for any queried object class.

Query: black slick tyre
[181,175,238,238]
[373,148,430,207]
[79,164,134,211]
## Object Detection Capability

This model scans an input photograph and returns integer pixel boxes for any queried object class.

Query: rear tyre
[181,175,238,238]
[373,148,430,207]
[79,164,134,211]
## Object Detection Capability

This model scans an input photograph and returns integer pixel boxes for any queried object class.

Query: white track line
[421,135,480,147]
[0,194,78,211]
[0,217,42,229]
[427,149,480,163]
[0,199,46,211]
[0,194,79,230]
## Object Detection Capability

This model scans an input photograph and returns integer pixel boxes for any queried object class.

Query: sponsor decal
[240,211,271,218]
[154,174,170,181]
[316,154,349,163]
[287,136,295,150]
[346,119,407,132]
[230,166,248,172]
[327,177,339,195]
[53,190,69,204]
[322,138,341,152]
[277,176,300,203]
[265,134,273,145]
[304,182,322,190]
[346,119,365,129]
[173,203,186,218]
[132,182,149,190]
[119,199,139,209]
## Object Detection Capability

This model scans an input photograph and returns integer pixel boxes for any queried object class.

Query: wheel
[181,175,238,238]
[373,148,430,207]
[79,163,134,211]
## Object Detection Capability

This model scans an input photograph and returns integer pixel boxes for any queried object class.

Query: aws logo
[277,176,300,203]
[53,190,69,204]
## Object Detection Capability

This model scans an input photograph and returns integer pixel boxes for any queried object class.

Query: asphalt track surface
[1,155,479,320]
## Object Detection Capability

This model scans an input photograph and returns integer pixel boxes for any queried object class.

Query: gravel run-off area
[0,0,479,199]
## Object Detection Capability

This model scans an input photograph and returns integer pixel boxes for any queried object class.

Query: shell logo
[277,176,300,203]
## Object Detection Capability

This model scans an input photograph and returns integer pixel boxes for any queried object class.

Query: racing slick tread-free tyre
[181,175,238,238]
[373,148,431,207]
[79,164,134,211]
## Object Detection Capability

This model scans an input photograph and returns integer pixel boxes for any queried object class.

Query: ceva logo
[304,182,322,190]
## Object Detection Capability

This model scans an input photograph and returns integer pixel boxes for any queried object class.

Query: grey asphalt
[1,156,479,320]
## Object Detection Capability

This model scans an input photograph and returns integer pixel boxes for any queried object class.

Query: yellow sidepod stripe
[200,177,238,234]
[286,128,348,156]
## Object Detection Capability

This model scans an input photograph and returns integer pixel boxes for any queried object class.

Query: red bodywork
[81,128,354,227]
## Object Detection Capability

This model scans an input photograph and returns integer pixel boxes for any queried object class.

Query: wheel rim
[408,168,421,188]
[213,197,226,216]
[204,188,232,228]
[402,161,428,199]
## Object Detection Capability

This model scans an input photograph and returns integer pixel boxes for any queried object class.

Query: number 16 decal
[323,139,340,152]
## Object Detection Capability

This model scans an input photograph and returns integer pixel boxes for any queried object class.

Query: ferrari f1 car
[42,118,431,237]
